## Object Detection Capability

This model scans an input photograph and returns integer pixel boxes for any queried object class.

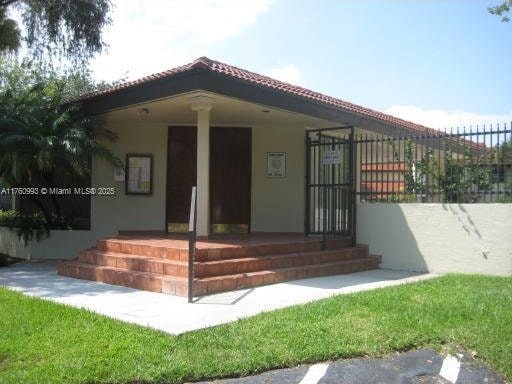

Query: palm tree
[0,60,120,227]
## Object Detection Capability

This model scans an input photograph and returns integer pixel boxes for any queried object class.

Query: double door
[166,126,251,234]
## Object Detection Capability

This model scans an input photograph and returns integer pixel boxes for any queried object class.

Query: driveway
[192,349,506,384]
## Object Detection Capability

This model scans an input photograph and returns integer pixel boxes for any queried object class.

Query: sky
[60,1,512,128]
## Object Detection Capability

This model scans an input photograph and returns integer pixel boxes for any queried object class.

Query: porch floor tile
[0,262,438,335]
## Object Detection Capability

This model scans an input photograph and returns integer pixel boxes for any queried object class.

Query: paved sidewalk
[0,262,437,334]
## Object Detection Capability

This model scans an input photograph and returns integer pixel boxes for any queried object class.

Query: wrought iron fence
[305,127,355,243]
[355,123,512,203]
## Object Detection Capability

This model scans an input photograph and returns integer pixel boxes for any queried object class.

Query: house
[3,57,510,295]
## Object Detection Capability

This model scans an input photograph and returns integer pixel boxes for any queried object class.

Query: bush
[0,209,63,243]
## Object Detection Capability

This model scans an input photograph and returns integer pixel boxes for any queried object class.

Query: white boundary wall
[0,228,99,260]
[357,203,512,276]
[0,227,30,259]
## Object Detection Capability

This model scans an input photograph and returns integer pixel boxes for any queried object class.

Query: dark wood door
[166,126,197,232]
[210,127,251,233]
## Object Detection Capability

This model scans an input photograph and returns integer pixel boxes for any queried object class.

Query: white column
[189,95,214,237]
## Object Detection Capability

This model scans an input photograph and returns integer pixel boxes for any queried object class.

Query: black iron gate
[305,126,356,244]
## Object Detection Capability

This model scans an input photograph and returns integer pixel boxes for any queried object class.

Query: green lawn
[1,274,511,384]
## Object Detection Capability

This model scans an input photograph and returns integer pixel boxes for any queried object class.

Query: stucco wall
[251,124,305,232]
[91,121,168,235]
[357,203,512,276]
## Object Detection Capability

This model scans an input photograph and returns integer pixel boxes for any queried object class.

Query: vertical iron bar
[403,134,407,202]
[399,135,403,200]
[305,131,311,234]
[420,133,425,202]
[349,127,356,245]
[319,131,326,247]
[489,125,493,202]
[386,134,390,201]
[188,186,197,304]
[314,136,318,233]
[331,136,336,235]
[370,132,374,202]
[437,131,442,202]
[364,133,368,202]
[496,123,502,199]
[413,133,418,202]
[424,134,429,202]
[394,135,398,200]
[470,124,478,204]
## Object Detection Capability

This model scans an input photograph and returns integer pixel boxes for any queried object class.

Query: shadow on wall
[357,203,512,276]
[357,204,428,273]
[442,203,481,240]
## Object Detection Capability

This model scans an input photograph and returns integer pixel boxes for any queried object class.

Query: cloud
[266,64,302,85]
[384,105,512,130]
[91,0,274,81]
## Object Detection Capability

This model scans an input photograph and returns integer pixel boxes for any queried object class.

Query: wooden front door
[166,126,251,234]
[166,126,197,232]
[210,127,252,234]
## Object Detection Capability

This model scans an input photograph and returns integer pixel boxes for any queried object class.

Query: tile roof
[76,56,439,135]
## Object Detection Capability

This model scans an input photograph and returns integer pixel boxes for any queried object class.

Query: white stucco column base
[189,95,214,237]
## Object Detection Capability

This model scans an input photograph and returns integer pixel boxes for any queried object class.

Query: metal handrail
[188,186,197,303]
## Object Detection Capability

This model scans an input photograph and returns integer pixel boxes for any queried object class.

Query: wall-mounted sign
[322,150,342,165]
[267,152,286,178]
[125,154,153,195]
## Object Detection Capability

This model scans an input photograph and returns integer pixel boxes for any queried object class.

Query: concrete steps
[58,236,380,297]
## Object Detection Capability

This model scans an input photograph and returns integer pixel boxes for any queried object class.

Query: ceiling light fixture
[137,108,150,116]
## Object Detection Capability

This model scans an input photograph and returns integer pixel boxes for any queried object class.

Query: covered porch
[92,89,341,239]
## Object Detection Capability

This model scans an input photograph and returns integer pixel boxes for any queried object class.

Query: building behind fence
[356,122,512,203]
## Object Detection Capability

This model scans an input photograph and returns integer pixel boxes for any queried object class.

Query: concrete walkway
[0,262,438,335]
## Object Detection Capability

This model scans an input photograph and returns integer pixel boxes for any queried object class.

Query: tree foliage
[0,58,120,237]
[489,0,511,22]
[399,140,494,203]
[0,0,112,62]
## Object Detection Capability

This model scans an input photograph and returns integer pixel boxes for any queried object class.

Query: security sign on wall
[267,152,286,178]
[322,150,342,165]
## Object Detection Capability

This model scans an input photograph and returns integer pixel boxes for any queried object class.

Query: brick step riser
[58,262,164,293]
[96,240,188,261]
[194,258,380,296]
[58,256,379,298]
[77,245,368,279]
[96,238,356,262]
[196,247,370,278]
[76,250,189,277]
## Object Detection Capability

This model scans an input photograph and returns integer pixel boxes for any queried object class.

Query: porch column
[189,95,214,237]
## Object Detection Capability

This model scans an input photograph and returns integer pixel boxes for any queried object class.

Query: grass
[1,274,511,383]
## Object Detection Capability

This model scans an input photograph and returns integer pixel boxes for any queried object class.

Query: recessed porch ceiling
[104,91,339,128]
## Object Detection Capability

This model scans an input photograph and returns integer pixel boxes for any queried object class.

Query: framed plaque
[125,154,153,195]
